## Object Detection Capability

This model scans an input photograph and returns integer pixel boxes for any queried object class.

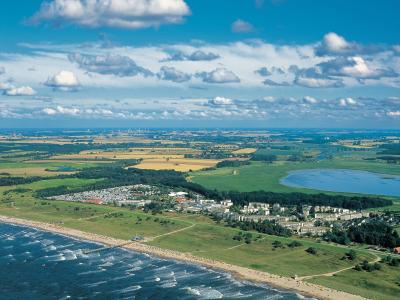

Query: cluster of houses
[174,198,233,214]
[48,185,373,236]
[215,203,370,236]
[48,184,164,207]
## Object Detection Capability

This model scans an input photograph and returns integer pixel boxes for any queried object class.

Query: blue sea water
[280,169,400,197]
[0,222,309,300]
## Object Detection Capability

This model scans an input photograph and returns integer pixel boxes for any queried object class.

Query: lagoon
[280,169,400,197]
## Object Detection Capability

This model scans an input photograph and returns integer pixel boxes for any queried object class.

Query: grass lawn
[308,265,400,300]
[148,223,374,277]
[191,159,400,194]
[0,197,189,240]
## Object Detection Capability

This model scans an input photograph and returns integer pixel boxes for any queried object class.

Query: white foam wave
[118,285,142,294]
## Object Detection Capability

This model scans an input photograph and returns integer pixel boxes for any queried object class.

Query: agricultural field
[134,158,220,172]
[231,148,257,154]
[0,161,100,177]
[51,147,201,161]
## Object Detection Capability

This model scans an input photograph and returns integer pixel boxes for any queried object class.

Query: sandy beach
[0,215,366,300]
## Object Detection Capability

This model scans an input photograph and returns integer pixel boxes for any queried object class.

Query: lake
[280,169,400,197]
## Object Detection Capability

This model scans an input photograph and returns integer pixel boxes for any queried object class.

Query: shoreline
[0,215,366,300]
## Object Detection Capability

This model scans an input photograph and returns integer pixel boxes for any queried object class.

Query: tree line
[323,221,400,248]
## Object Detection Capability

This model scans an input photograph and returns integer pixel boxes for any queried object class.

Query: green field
[309,265,400,300]
[148,223,374,277]
[191,159,400,194]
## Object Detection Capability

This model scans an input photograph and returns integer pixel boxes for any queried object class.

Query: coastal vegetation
[0,129,399,299]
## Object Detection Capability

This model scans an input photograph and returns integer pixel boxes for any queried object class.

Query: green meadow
[191,158,400,194]
[309,265,400,300]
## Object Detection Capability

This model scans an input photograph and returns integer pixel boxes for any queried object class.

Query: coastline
[0,215,366,300]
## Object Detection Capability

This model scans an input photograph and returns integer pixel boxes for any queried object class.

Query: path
[145,223,196,242]
[298,252,381,281]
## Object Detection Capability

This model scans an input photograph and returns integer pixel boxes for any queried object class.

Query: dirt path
[145,223,196,242]
[298,253,381,281]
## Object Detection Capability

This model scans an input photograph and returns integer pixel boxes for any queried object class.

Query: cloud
[255,67,272,77]
[208,96,233,106]
[317,32,350,55]
[69,53,153,77]
[196,68,240,84]
[30,0,191,29]
[288,55,398,87]
[339,97,357,107]
[315,32,383,56]
[42,106,80,116]
[303,96,318,104]
[42,107,57,115]
[0,82,13,90]
[263,79,290,86]
[232,19,254,33]
[157,66,190,82]
[45,70,80,91]
[316,56,398,79]
[4,34,400,92]
[0,67,5,75]
[387,111,400,117]
[4,86,36,96]
[294,76,344,88]
[163,50,220,61]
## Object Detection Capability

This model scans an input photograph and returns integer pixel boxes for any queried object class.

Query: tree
[306,247,317,255]
[347,250,357,261]
[272,240,283,248]
[288,241,302,248]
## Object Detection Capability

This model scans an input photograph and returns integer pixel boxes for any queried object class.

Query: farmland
[134,158,220,171]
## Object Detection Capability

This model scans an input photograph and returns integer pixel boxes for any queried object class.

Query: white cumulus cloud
[45,70,80,91]
[209,96,233,106]
[196,68,240,84]
[30,0,191,29]
[4,86,36,96]
[339,97,357,107]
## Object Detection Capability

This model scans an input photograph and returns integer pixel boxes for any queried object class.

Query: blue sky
[0,0,399,128]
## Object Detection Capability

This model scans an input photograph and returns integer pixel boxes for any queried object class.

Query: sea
[0,222,311,300]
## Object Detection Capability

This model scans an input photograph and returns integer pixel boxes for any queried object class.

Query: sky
[0,0,399,129]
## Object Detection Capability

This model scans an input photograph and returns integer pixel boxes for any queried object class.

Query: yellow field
[336,139,384,149]
[232,148,257,154]
[0,167,75,177]
[30,160,112,164]
[52,147,200,161]
[133,158,220,172]
[92,136,186,145]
